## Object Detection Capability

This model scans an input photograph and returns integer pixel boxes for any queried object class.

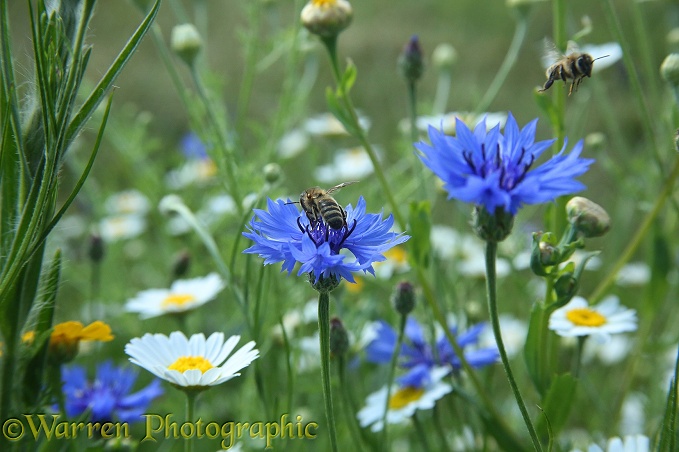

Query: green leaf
[65,0,161,149]
[325,87,358,136]
[407,201,431,269]
[535,373,578,438]
[658,353,678,452]
[524,302,553,396]
[340,59,357,94]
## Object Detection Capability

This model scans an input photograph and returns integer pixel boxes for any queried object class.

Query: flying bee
[538,40,609,95]
[290,181,358,230]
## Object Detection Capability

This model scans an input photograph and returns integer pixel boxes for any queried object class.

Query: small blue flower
[243,197,409,283]
[366,318,498,384]
[415,113,594,215]
[180,132,208,159]
[61,361,163,424]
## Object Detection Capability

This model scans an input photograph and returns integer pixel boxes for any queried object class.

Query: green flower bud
[554,272,578,305]
[530,232,559,276]
[660,53,679,87]
[398,36,424,83]
[171,24,203,67]
[300,0,353,39]
[432,43,457,71]
[310,273,340,293]
[472,206,515,243]
[329,317,349,358]
[566,197,611,238]
[263,163,282,184]
[506,0,547,17]
[392,281,415,316]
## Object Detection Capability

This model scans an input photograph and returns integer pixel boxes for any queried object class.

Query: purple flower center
[463,144,535,191]
[297,217,357,253]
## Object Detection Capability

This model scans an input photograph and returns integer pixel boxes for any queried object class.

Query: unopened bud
[172,250,191,280]
[310,273,340,293]
[329,317,349,357]
[660,53,679,87]
[506,0,547,16]
[432,43,457,71]
[554,273,578,305]
[392,281,415,316]
[263,163,281,184]
[472,206,514,243]
[171,24,203,67]
[566,197,610,238]
[300,0,353,39]
[88,233,105,263]
[398,35,424,83]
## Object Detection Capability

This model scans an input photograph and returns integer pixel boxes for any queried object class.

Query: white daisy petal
[125,332,259,388]
[549,295,637,343]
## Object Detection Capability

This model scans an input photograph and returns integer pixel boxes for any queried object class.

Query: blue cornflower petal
[416,112,594,215]
[244,196,409,284]
[365,321,398,364]
[60,361,163,424]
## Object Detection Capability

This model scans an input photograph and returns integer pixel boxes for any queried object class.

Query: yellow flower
[48,320,114,364]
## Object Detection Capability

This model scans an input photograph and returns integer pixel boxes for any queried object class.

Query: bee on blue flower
[243,197,409,285]
[415,112,594,216]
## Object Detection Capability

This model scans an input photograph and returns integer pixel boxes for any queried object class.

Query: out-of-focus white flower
[357,366,452,432]
[165,158,218,189]
[579,42,623,72]
[303,112,371,137]
[583,334,633,365]
[619,393,646,436]
[104,190,151,216]
[125,273,225,319]
[479,315,527,358]
[271,300,318,341]
[615,262,651,287]
[549,295,638,343]
[277,129,310,159]
[431,225,510,278]
[373,246,410,279]
[401,111,507,136]
[571,434,650,452]
[314,146,377,183]
[99,214,146,242]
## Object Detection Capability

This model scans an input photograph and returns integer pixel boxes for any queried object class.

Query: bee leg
[539,79,554,92]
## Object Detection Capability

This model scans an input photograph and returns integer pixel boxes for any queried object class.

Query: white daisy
[314,146,377,183]
[357,366,452,432]
[104,189,151,216]
[125,331,259,388]
[125,273,225,319]
[572,434,650,452]
[277,128,310,159]
[373,246,410,279]
[549,295,638,343]
[165,158,218,189]
[303,112,371,137]
[99,214,146,242]
[615,262,651,287]
[401,111,507,136]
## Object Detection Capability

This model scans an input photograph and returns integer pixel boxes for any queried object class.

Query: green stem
[407,81,429,200]
[474,14,528,115]
[185,390,197,452]
[414,266,521,444]
[380,313,407,451]
[432,69,451,116]
[485,241,542,451]
[337,355,367,452]
[411,412,432,452]
[549,0,567,236]
[588,154,679,302]
[318,291,338,452]
[320,36,406,231]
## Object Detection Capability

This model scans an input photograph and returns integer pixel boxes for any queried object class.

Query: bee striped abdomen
[319,199,345,229]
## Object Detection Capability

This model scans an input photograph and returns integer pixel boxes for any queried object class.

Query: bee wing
[541,38,565,69]
[326,181,359,194]
[565,40,580,55]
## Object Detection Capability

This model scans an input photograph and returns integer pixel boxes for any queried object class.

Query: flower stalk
[379,313,407,451]
[317,291,339,452]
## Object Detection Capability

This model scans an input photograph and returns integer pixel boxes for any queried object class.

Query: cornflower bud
[88,233,105,263]
[392,281,415,316]
[329,317,349,358]
[300,0,353,38]
[472,206,515,243]
[566,197,611,238]
[398,35,424,83]
[171,24,203,67]
[263,163,282,184]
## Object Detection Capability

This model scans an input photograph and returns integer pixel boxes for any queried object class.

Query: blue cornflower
[180,132,208,159]
[61,361,163,423]
[415,113,594,215]
[243,196,409,284]
[365,317,499,385]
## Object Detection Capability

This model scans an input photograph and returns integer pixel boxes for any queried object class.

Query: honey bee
[538,41,609,95]
[294,181,358,230]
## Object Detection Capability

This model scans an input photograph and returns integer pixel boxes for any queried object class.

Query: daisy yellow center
[311,0,337,6]
[388,386,424,410]
[566,308,607,327]
[161,293,196,308]
[385,246,407,263]
[167,356,214,373]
